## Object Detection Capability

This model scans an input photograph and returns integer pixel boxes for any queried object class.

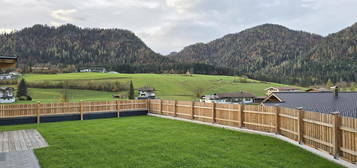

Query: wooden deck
[0,129,48,152]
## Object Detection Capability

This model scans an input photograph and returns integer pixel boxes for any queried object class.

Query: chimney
[331,86,339,97]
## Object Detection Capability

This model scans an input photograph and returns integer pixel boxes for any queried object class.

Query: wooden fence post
[147,99,150,113]
[116,100,120,118]
[160,99,163,115]
[80,100,84,120]
[239,104,245,128]
[331,112,342,159]
[191,101,195,119]
[173,100,177,117]
[212,102,216,123]
[275,106,281,134]
[297,107,304,144]
[36,102,41,124]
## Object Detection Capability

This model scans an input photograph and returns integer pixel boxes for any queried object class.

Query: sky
[0,0,356,54]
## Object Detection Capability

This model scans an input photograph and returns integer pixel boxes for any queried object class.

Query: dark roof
[305,88,331,92]
[0,87,14,91]
[263,92,357,118]
[138,87,155,92]
[215,92,255,98]
[254,96,267,99]
[265,86,300,91]
[0,56,17,60]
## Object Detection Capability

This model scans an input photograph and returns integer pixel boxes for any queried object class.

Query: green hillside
[17,73,299,103]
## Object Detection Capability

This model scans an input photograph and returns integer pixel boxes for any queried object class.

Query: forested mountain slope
[0,24,170,66]
[170,23,357,85]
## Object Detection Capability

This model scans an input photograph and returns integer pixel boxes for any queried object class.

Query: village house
[0,74,15,80]
[31,64,51,73]
[137,87,156,99]
[265,86,301,95]
[201,91,256,104]
[0,87,15,103]
[0,72,20,80]
[0,56,17,69]
[305,88,331,92]
[261,86,357,118]
[79,67,106,73]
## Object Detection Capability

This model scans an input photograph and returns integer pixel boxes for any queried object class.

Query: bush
[18,95,32,101]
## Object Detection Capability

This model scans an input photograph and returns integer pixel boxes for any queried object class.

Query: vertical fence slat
[191,101,195,119]
[276,106,281,134]
[174,100,177,117]
[36,102,41,124]
[212,102,216,123]
[80,100,84,120]
[240,104,244,128]
[298,108,304,144]
[332,112,342,158]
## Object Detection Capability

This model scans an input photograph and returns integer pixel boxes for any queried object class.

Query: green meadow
[16,73,299,103]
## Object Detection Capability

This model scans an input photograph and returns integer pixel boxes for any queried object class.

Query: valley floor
[13,73,298,104]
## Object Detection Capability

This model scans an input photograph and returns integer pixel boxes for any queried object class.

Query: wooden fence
[148,99,357,164]
[0,100,147,123]
[0,99,356,164]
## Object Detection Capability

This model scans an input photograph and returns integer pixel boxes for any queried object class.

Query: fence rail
[0,100,148,122]
[148,99,357,164]
[0,99,356,164]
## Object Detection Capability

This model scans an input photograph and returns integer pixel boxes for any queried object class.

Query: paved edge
[148,113,356,168]
[0,150,41,168]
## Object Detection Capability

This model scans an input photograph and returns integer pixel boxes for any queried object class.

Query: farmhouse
[265,86,300,95]
[0,74,15,80]
[31,64,51,73]
[305,88,331,92]
[137,87,156,99]
[79,67,106,73]
[0,56,17,69]
[201,91,255,104]
[0,87,15,103]
[262,87,357,118]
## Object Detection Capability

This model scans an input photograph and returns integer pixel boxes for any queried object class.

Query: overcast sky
[0,0,356,54]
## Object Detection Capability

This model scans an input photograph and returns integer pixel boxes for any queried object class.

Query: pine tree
[16,78,28,98]
[326,78,334,88]
[128,80,135,99]
[59,81,70,102]
[350,82,356,92]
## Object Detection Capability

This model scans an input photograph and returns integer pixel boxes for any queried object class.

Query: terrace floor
[0,129,47,168]
[0,129,48,152]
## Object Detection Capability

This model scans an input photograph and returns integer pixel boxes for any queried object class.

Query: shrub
[27,80,128,92]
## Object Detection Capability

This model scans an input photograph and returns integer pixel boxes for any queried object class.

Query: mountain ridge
[1,22,357,85]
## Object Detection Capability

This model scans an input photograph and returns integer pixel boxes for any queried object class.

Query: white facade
[80,69,91,72]
[139,91,155,98]
[0,97,15,103]
[0,87,15,103]
[0,74,14,80]
[79,68,106,73]
[265,87,300,95]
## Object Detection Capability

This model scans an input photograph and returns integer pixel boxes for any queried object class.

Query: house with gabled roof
[262,86,357,118]
[201,91,256,104]
[0,56,17,69]
[265,86,301,95]
[0,86,15,103]
[305,88,331,92]
[137,87,156,99]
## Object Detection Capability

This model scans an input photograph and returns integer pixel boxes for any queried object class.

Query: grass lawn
[0,116,340,168]
[14,88,117,104]
[22,73,302,102]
